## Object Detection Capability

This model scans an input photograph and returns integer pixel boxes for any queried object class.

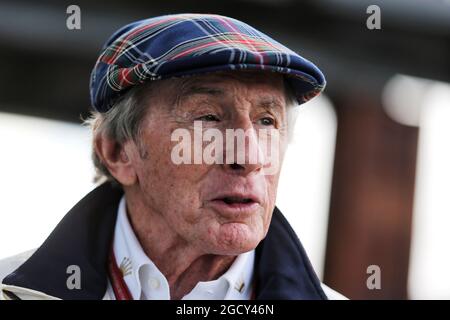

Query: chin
[210,222,263,255]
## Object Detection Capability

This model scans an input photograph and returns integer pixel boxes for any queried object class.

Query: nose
[222,117,268,176]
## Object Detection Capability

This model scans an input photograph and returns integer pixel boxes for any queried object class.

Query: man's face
[128,71,289,255]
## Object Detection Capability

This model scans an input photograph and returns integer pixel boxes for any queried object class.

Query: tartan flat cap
[90,13,326,113]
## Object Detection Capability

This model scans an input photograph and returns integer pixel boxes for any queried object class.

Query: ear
[94,133,138,186]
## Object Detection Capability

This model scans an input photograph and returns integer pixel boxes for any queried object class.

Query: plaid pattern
[90,13,326,112]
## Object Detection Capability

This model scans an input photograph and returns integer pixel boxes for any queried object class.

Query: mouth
[209,194,261,217]
[221,196,255,205]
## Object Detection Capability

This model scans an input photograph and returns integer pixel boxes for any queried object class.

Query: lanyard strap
[108,248,133,300]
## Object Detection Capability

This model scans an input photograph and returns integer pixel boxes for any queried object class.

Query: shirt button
[149,277,160,290]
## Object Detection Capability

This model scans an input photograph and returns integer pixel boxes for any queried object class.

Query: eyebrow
[170,79,285,114]
[257,96,285,113]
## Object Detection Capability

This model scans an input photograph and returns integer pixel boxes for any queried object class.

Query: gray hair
[84,76,300,184]
[83,83,154,184]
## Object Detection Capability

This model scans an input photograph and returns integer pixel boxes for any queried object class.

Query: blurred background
[0,0,449,299]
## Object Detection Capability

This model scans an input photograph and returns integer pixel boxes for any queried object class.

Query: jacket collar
[2,182,327,300]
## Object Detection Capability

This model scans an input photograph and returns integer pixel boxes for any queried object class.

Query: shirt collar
[113,196,168,299]
[112,195,255,300]
[183,249,255,300]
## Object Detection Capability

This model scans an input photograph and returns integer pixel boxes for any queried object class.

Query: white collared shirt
[108,196,255,300]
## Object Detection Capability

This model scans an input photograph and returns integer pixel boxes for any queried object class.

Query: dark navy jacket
[1,182,327,300]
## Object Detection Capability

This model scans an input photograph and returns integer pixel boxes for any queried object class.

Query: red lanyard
[108,248,133,300]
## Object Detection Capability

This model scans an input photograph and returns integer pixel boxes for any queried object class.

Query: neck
[124,189,236,300]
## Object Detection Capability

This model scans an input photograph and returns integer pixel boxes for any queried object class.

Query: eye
[196,114,220,122]
[259,117,275,126]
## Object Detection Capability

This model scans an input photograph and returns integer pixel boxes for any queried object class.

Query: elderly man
[0,13,344,300]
